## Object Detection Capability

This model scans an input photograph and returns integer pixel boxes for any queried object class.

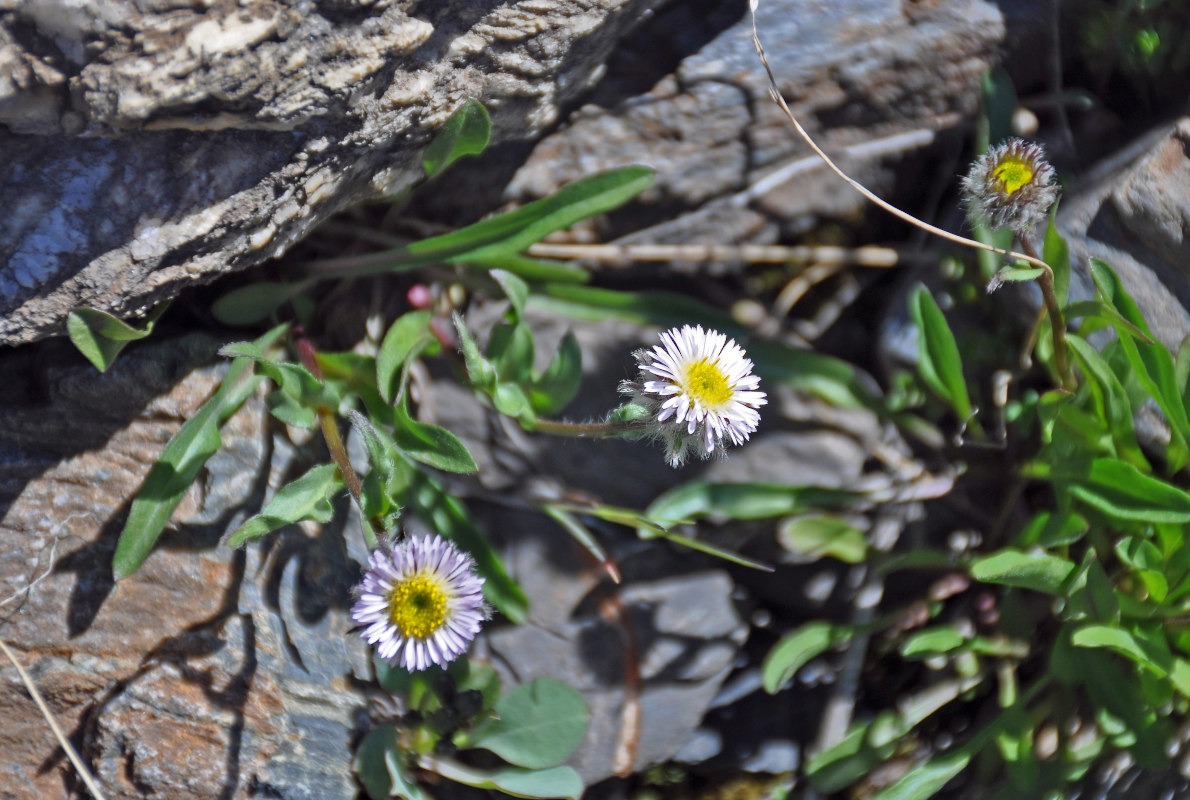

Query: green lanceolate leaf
[113,324,289,579]
[530,331,582,415]
[645,480,859,529]
[871,750,971,800]
[408,166,655,264]
[219,341,340,411]
[1066,457,1190,523]
[469,679,589,769]
[491,269,530,321]
[969,549,1077,595]
[901,626,967,659]
[424,758,582,800]
[988,265,1045,290]
[454,314,497,391]
[1043,213,1071,306]
[228,463,344,546]
[67,304,168,372]
[908,286,975,425]
[763,621,855,693]
[1073,624,1175,685]
[470,254,588,283]
[392,396,478,474]
[422,99,491,178]
[1066,334,1145,465]
[377,310,434,403]
[1014,511,1090,547]
[211,281,311,326]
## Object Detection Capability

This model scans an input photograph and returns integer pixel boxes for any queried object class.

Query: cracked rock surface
[0,0,660,345]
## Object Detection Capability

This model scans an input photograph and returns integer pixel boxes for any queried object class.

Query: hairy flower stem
[293,331,381,548]
[1019,236,1075,392]
[530,418,640,438]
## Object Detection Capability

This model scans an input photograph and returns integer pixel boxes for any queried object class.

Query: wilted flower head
[961,138,1058,235]
[352,534,486,672]
[621,324,767,467]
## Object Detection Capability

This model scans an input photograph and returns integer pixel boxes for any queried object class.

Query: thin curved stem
[747,0,1050,274]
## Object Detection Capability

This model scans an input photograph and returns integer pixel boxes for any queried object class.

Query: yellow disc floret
[991,155,1035,195]
[682,359,733,409]
[388,574,449,639]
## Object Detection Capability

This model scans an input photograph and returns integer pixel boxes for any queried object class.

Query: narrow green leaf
[806,716,890,793]
[425,758,582,800]
[908,286,975,423]
[211,281,307,326]
[469,679,589,769]
[392,397,478,474]
[989,265,1044,289]
[113,324,289,578]
[470,253,588,283]
[67,305,165,372]
[422,99,491,178]
[871,751,970,800]
[530,331,582,415]
[1043,213,1071,306]
[1072,624,1170,677]
[777,515,867,563]
[377,310,434,403]
[453,314,497,391]
[1014,511,1089,547]
[763,621,854,693]
[228,463,344,546]
[969,549,1076,595]
[1066,334,1145,465]
[1067,457,1190,523]
[405,468,528,622]
[491,269,530,321]
[645,481,859,530]
[408,167,655,264]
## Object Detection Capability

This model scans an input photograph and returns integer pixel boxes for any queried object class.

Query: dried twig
[0,638,108,800]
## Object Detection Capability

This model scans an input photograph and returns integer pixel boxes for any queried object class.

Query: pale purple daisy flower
[352,534,486,672]
[621,324,767,467]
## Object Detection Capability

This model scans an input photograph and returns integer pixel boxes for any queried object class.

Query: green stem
[294,331,381,549]
[530,418,640,438]
[1020,235,1076,392]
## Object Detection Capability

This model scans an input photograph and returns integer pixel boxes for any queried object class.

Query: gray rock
[1057,117,1190,353]
[0,0,662,345]
[502,0,1007,242]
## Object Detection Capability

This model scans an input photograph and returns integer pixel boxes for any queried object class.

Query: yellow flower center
[681,358,733,409]
[991,155,1035,195]
[388,574,448,639]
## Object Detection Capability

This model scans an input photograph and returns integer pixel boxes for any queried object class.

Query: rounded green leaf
[468,679,589,769]
[778,515,867,563]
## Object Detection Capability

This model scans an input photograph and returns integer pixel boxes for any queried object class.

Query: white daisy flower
[352,534,486,672]
[622,324,767,467]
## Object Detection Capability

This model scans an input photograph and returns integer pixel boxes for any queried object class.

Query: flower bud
[961,138,1059,235]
